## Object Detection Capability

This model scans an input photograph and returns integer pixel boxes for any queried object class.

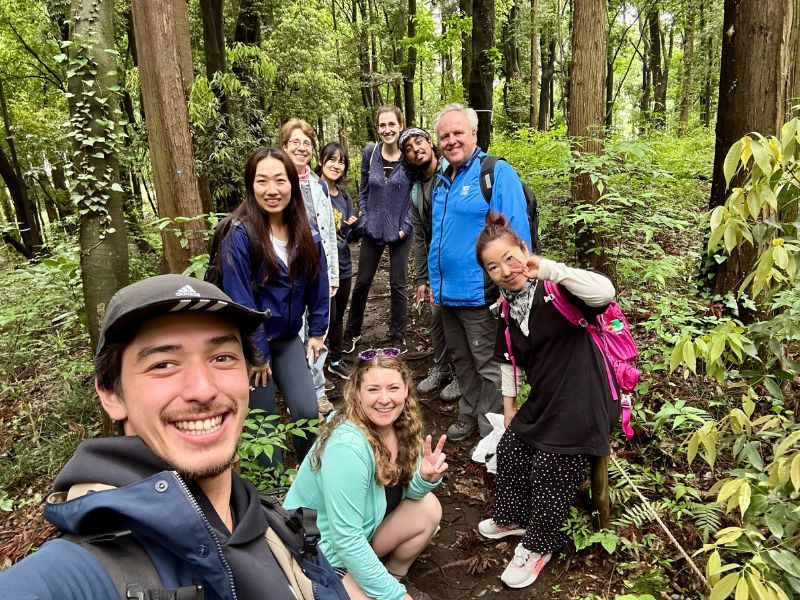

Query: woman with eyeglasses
[343,105,414,355]
[316,142,362,381]
[280,118,339,415]
[217,148,329,465]
[285,349,447,600]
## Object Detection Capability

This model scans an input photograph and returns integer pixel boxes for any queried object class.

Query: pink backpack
[501,281,639,440]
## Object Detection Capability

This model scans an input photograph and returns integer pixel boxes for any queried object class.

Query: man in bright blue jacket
[429,104,532,442]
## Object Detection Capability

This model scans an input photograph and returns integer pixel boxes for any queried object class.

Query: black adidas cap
[96,274,268,359]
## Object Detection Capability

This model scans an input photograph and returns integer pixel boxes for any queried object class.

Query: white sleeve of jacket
[537,258,615,307]
[501,363,523,397]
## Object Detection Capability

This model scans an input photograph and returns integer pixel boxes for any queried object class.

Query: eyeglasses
[358,347,401,361]
[287,139,313,149]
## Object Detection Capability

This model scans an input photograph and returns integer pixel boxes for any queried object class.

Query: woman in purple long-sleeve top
[343,105,414,354]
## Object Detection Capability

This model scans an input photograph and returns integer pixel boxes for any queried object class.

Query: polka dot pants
[492,429,589,554]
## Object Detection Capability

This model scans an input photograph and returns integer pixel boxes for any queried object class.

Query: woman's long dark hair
[221,148,320,283]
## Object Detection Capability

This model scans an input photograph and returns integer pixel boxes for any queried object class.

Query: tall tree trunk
[639,11,651,126]
[460,0,473,100]
[68,0,130,358]
[568,0,608,274]
[0,79,44,255]
[605,36,614,129]
[235,0,261,44]
[699,1,713,128]
[529,0,540,128]
[502,3,522,126]
[648,4,666,126]
[538,36,555,130]
[709,0,794,296]
[403,0,417,126]
[132,0,208,272]
[677,1,695,135]
[469,0,495,149]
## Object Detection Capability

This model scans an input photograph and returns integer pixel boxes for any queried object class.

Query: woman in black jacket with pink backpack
[473,210,625,590]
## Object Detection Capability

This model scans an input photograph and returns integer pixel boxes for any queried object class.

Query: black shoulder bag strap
[63,530,204,600]
[260,495,320,560]
[479,155,501,203]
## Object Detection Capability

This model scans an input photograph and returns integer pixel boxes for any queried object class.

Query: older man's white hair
[433,103,479,134]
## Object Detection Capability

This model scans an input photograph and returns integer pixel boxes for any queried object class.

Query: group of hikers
[0,103,621,599]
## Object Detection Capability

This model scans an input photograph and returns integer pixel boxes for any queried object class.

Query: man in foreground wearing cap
[399,127,460,403]
[0,274,345,599]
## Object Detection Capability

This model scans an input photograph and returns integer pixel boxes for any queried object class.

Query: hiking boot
[500,544,551,589]
[390,339,407,355]
[327,360,351,380]
[440,377,461,403]
[317,395,335,415]
[342,334,361,354]
[478,519,526,540]
[446,419,477,442]
[417,366,451,394]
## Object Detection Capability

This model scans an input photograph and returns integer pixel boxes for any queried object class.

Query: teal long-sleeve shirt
[284,420,441,600]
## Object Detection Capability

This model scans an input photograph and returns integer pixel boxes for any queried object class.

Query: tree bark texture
[568,0,608,271]
[460,0,473,100]
[638,11,651,125]
[403,0,417,126]
[677,0,695,135]
[538,35,555,130]
[68,0,130,358]
[699,1,714,127]
[502,3,522,125]
[132,0,208,272]
[469,0,495,150]
[648,5,665,126]
[235,0,261,44]
[709,0,795,296]
[529,0,540,128]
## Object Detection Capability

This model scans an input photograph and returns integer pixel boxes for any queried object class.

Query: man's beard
[173,452,238,482]
[407,156,433,181]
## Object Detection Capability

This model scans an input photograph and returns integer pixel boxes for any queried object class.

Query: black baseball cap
[398,127,431,151]
[96,274,268,358]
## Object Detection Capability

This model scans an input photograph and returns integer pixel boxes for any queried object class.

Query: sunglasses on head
[358,347,401,361]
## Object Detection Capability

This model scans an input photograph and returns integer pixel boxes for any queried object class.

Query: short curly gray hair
[432,103,479,134]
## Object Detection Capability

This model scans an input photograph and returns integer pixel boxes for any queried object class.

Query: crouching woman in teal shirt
[285,350,448,600]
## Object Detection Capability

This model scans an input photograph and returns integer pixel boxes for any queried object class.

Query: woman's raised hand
[420,434,448,483]
[510,253,542,280]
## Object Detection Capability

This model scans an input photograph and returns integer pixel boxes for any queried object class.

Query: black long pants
[493,429,589,554]
[328,276,352,362]
[345,235,412,342]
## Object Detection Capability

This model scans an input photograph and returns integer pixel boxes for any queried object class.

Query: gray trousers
[430,303,450,369]
[441,305,502,436]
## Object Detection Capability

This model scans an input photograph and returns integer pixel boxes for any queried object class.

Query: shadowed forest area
[0,1,799,599]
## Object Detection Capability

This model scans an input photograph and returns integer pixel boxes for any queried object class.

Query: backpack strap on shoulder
[500,298,518,397]
[260,495,320,560]
[479,155,503,203]
[62,530,204,600]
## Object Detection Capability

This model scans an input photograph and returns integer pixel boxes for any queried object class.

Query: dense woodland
[0,0,799,598]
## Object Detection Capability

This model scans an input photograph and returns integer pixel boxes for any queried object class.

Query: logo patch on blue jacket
[460,185,471,196]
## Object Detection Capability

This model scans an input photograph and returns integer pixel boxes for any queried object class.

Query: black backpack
[62,496,348,600]
[478,155,542,254]
[204,217,260,296]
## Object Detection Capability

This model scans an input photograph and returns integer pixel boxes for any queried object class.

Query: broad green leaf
[746,187,762,218]
[763,377,784,401]
[707,550,722,584]
[774,245,789,269]
[775,431,800,458]
[683,340,697,374]
[765,509,785,539]
[760,184,778,210]
[717,479,740,504]
[735,577,748,600]
[710,572,739,600]
[737,481,751,518]
[723,140,743,186]
[791,453,800,491]
[710,205,726,233]
[767,549,800,579]
[716,527,744,545]
[687,430,700,465]
[746,572,770,600]
[724,220,738,253]
[670,337,687,373]
[750,140,772,176]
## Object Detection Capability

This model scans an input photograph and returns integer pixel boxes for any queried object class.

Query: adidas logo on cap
[175,285,201,298]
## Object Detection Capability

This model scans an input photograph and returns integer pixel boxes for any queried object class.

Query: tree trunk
[648,4,665,127]
[501,3,522,126]
[0,79,44,255]
[699,1,713,128]
[529,0,540,128]
[132,0,208,272]
[677,0,695,135]
[709,0,794,296]
[68,0,130,357]
[568,0,608,273]
[403,0,417,126]
[638,10,651,126]
[538,35,555,131]
[235,0,261,44]
[469,0,495,150]
[460,0,473,100]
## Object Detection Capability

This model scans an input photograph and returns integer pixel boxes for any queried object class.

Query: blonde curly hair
[310,354,423,487]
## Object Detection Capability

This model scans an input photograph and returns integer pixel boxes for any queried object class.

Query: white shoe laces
[512,544,539,567]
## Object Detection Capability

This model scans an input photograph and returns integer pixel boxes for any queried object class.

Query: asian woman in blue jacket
[219,148,329,464]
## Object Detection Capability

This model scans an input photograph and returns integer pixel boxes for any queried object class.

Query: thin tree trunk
[132,0,208,271]
[529,0,540,128]
[677,1,695,135]
[470,0,495,149]
[699,1,713,127]
[639,10,651,126]
[502,3,522,125]
[648,4,665,126]
[538,36,555,131]
[568,0,608,273]
[460,0,473,100]
[403,0,417,126]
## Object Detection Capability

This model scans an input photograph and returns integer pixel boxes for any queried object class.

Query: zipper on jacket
[174,472,238,600]
[437,177,451,303]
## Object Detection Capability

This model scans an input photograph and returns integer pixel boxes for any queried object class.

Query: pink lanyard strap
[501,298,518,397]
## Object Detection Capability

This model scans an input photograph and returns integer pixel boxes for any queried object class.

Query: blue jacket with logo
[0,436,301,600]
[428,148,532,306]
[220,222,329,364]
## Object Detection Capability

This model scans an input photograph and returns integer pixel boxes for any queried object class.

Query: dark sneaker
[447,419,477,442]
[327,360,351,380]
[343,334,361,354]
[440,377,461,403]
[390,339,408,355]
[417,367,451,394]
[324,379,335,391]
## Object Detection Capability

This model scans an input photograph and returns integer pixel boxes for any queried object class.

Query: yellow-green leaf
[791,453,800,491]
[710,205,726,233]
[716,527,744,545]
[718,478,740,504]
[670,338,687,373]
[707,550,722,584]
[775,431,800,459]
[687,430,700,465]
[746,571,770,600]
[683,340,697,374]
[774,246,789,269]
[735,577,748,600]
[738,481,751,518]
[746,187,762,219]
[760,184,778,210]
[710,572,740,600]
[724,220,738,253]
[750,140,772,176]
[723,140,743,186]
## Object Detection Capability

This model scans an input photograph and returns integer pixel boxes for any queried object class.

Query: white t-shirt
[271,235,289,267]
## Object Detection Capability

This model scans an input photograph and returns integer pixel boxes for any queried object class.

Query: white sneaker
[500,543,551,589]
[478,518,525,540]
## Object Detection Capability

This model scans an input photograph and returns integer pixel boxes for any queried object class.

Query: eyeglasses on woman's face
[287,138,313,149]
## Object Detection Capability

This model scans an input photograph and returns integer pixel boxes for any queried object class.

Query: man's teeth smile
[174,415,224,435]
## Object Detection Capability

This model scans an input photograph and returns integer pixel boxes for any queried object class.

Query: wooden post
[591,455,611,529]
[131,0,207,272]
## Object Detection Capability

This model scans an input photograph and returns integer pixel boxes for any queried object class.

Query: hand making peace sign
[419,434,448,483]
